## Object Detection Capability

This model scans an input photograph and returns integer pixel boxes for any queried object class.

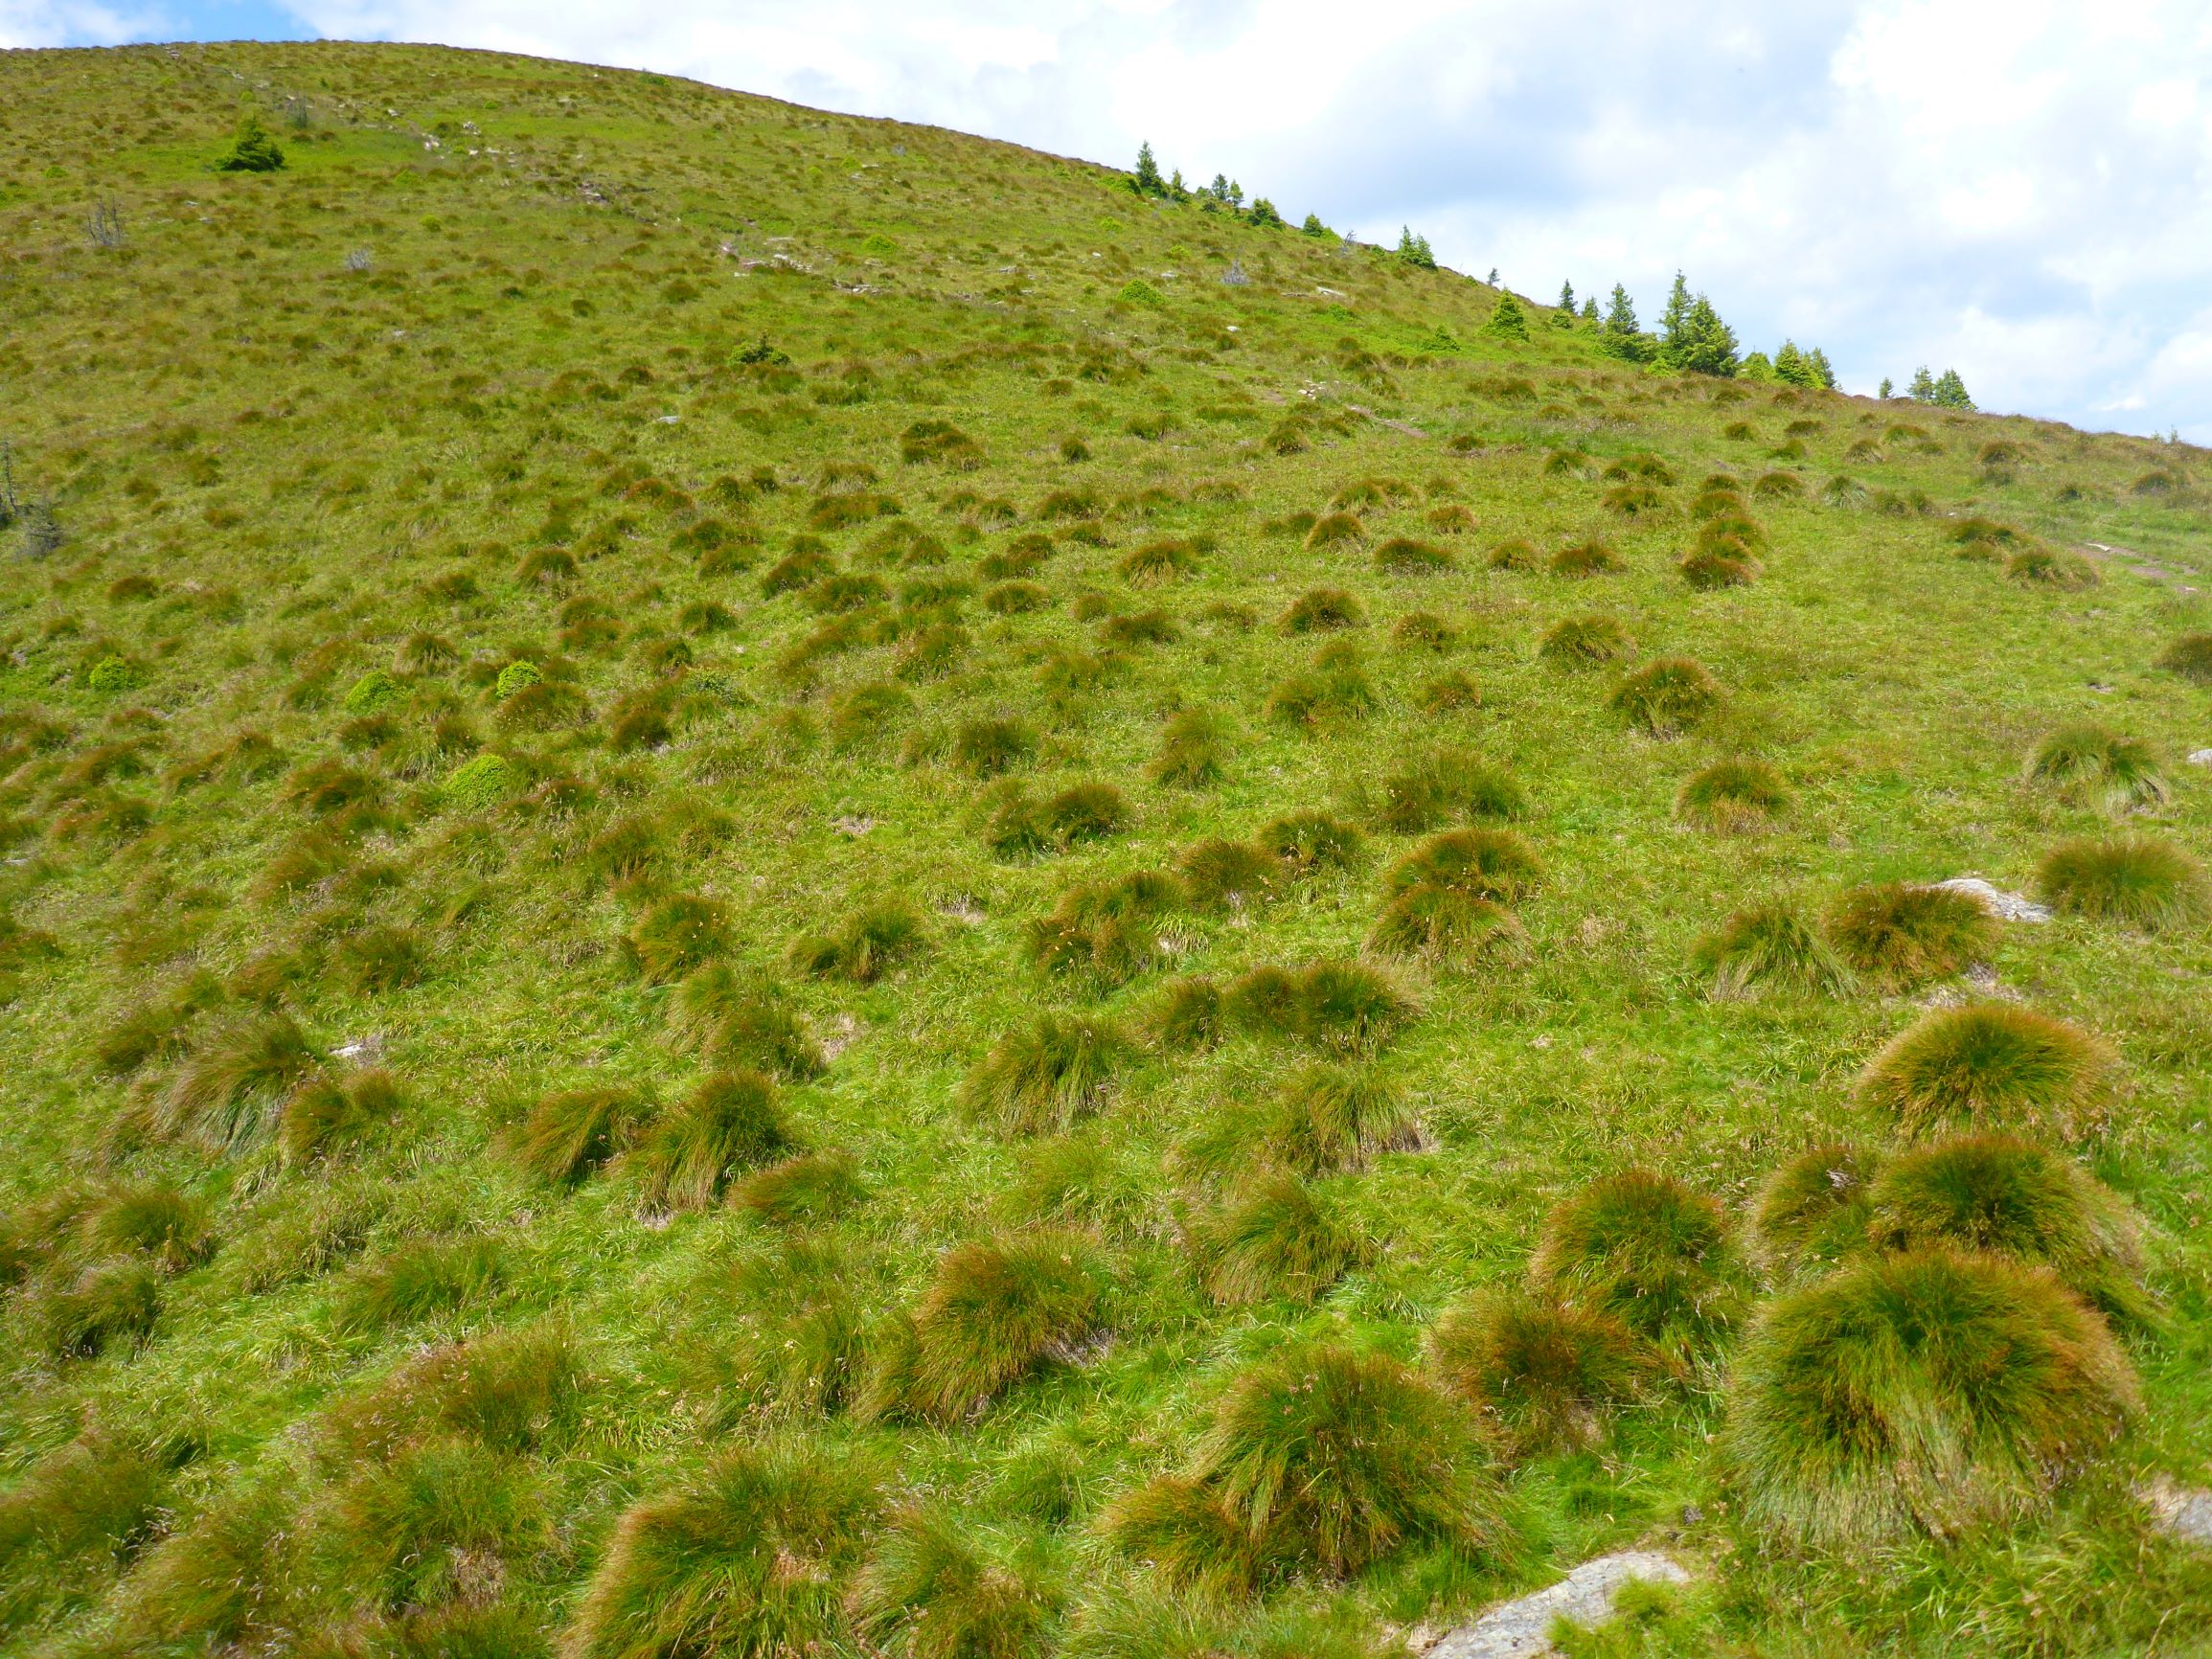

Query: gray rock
[2144,1480,2212,1547]
[2188,749,2212,768]
[1427,1551,1693,1659]
[1933,876,2051,923]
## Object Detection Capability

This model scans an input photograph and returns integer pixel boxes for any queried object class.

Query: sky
[7,1,2211,443]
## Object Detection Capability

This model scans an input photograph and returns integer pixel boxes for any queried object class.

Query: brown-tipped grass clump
[1675,758,1790,831]
[1531,1170,1747,1352]
[1693,899,1848,999]
[1865,1135,2151,1327]
[567,1442,879,1659]
[962,1015,1130,1136]
[1550,537,1623,577]
[2006,545,2099,590]
[1278,586,1366,633]
[787,898,928,983]
[1377,749,1528,832]
[2037,834,2206,930]
[1025,871,1183,986]
[1539,613,1634,666]
[1257,808,1366,874]
[668,966,826,1079]
[1225,960,1417,1055]
[1609,657,1721,735]
[1370,883,1527,965]
[1856,1003,2112,1141]
[1486,536,1540,571]
[1264,1063,1419,1175]
[1724,1249,2137,1545]
[157,1014,325,1152]
[514,1085,646,1185]
[1823,880,1998,989]
[627,894,733,983]
[1102,1475,1261,1598]
[1148,707,1230,787]
[2025,724,2170,813]
[1186,1340,1499,1578]
[1176,837,1277,910]
[1193,1174,1368,1306]
[875,1233,1103,1422]
[1385,827,1542,905]
[632,1071,795,1213]
[1427,1293,1656,1455]
[733,1150,869,1226]
[855,1509,1067,1659]
[1747,1143,1884,1283]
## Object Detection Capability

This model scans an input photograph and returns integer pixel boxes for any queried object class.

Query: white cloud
[23,0,2212,440]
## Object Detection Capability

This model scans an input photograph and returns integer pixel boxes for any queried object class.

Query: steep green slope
[1,38,2211,1659]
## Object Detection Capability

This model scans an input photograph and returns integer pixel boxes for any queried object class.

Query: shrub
[335,1237,504,1333]
[1177,837,1276,910]
[1609,657,1721,735]
[443,752,521,811]
[1549,538,1623,577]
[2025,724,2169,813]
[1724,1250,2136,1544]
[1530,1170,1746,1349]
[1373,537,1454,574]
[1486,537,1539,572]
[1266,1063,1418,1174]
[1539,614,1633,665]
[514,1086,646,1185]
[1385,828,1541,904]
[788,898,927,983]
[1025,872,1182,986]
[1279,587,1366,633]
[627,895,733,983]
[631,1072,792,1213]
[41,1258,162,1357]
[1427,1293,1653,1456]
[216,114,285,172]
[1856,1003,2112,1140]
[1190,1340,1496,1577]
[1693,900,1848,999]
[2037,834,2206,930]
[955,717,1038,778]
[963,1016,1130,1136]
[159,1014,324,1151]
[1194,1175,1368,1307]
[1824,881,1997,989]
[1746,1143,1882,1283]
[1865,1135,2149,1326]
[566,1443,878,1659]
[1258,809,1366,873]
[1378,750,1527,832]
[855,1510,1066,1659]
[2153,632,2212,685]
[734,1150,869,1225]
[1676,758,1789,831]
[891,1234,1104,1422]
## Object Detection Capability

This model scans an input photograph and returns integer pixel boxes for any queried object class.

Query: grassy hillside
[3,37,2212,1659]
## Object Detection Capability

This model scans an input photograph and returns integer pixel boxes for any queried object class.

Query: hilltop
[1,38,2211,1659]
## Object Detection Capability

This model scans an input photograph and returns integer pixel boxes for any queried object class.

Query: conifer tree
[1878,375,1894,399]
[1741,350,1775,381]
[1302,213,1328,238]
[1484,291,1528,340]
[1598,284,1653,362]
[1808,347,1837,390]
[1675,294,1740,376]
[1397,227,1436,270]
[1932,368,1973,410]
[1773,340,1810,386]
[1908,366,1938,402]
[1659,272,1693,344]
[1580,297,1599,324]
[1133,141,1165,196]
[1552,281,1578,330]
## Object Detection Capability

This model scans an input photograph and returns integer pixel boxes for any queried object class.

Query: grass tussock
[1177,837,1277,910]
[158,1013,325,1152]
[1675,758,1790,831]
[1256,808,1366,874]
[1609,657,1721,735]
[513,1085,646,1185]
[1427,1292,1655,1456]
[1377,749,1527,832]
[334,1236,504,1334]
[2153,631,2212,685]
[1539,613,1633,665]
[1824,881,1998,989]
[1385,828,1542,905]
[1856,1003,2113,1141]
[872,1233,1104,1422]
[1370,884,1527,965]
[1530,1170,1746,1351]
[963,1015,1131,1136]
[567,1442,879,1659]
[855,1509,1066,1659]
[1724,1249,2136,1545]
[1193,1174,1369,1306]
[1225,960,1417,1054]
[2037,834,2207,930]
[1693,899,1849,999]
[1026,871,1183,986]
[1262,1063,1419,1175]
[627,894,734,983]
[733,1149,869,1225]
[631,1070,795,1213]
[1149,708,1231,787]
[668,966,826,1079]
[1747,1143,1882,1283]
[787,898,928,983]
[2025,724,2170,813]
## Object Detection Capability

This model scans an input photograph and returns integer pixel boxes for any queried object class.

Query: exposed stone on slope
[1426,1551,1694,1659]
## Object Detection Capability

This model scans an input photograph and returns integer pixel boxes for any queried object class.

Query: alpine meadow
[6,36,2212,1659]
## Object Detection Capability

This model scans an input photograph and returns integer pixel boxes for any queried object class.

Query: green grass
[0,38,2209,1659]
